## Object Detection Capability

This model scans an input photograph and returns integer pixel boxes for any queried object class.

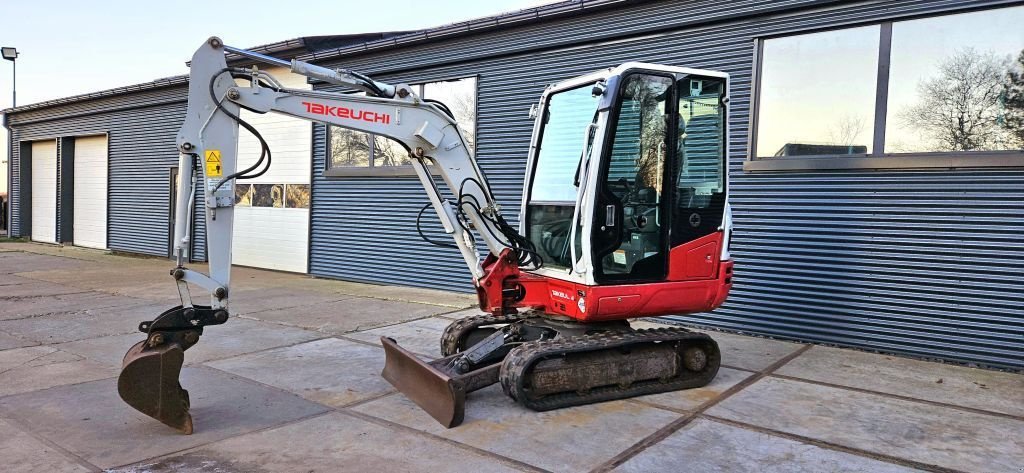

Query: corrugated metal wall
[309,0,1023,368]
[6,85,207,261]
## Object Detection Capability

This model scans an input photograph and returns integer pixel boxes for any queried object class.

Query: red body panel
[477,232,733,322]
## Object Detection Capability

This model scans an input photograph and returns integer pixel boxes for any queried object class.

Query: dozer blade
[118,340,193,434]
[381,337,468,428]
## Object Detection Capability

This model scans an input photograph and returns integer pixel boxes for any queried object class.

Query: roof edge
[2,75,188,115]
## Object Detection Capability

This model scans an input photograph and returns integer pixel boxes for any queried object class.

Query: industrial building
[4,0,1022,369]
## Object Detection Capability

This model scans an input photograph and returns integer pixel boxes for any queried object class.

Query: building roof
[2,32,414,115]
[2,0,620,116]
[295,0,626,62]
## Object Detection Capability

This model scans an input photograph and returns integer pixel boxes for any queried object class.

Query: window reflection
[887,7,1024,152]
[756,25,879,157]
[328,77,477,169]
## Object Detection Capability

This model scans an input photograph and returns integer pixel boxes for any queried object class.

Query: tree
[1003,50,1024,146]
[900,48,1017,151]
[828,114,867,147]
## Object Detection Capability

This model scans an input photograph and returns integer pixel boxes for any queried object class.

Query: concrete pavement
[0,242,1021,472]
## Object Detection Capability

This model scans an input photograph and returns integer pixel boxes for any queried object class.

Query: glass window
[756,25,879,157]
[330,127,371,167]
[886,7,1024,152]
[251,184,284,208]
[596,74,672,278]
[234,184,253,207]
[424,77,477,154]
[529,85,601,202]
[328,77,478,170]
[285,184,310,209]
[524,83,601,271]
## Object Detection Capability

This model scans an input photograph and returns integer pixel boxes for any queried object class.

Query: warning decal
[205,150,222,177]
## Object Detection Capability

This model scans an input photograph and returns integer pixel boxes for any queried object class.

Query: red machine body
[478,232,733,322]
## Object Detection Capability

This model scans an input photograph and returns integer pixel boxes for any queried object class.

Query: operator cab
[522,63,731,289]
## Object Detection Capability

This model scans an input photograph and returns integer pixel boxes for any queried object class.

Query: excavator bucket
[117,305,225,434]
[118,339,193,434]
[381,337,468,427]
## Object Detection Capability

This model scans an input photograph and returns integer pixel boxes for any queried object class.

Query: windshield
[525,83,601,271]
[528,84,601,202]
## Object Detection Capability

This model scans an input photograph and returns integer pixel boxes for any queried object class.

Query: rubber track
[499,327,720,411]
[440,312,536,357]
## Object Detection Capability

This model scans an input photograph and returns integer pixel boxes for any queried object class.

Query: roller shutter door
[73,135,108,249]
[31,140,57,243]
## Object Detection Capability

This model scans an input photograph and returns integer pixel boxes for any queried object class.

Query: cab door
[591,72,674,283]
[591,72,728,284]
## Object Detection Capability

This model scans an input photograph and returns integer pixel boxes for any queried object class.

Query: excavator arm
[118,37,534,433]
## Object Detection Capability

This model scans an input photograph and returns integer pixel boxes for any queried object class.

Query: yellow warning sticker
[205,150,222,177]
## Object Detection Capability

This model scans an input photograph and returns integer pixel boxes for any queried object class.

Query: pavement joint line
[0,290,95,301]
[339,390,398,409]
[700,414,967,473]
[106,410,338,471]
[0,414,104,473]
[337,407,552,473]
[590,343,814,473]
[0,373,121,403]
[190,333,334,366]
[769,372,1024,422]
[335,333,436,358]
[718,363,758,373]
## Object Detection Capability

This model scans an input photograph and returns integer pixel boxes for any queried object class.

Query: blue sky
[0,0,544,187]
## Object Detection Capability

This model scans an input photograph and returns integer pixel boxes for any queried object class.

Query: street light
[2,47,17,107]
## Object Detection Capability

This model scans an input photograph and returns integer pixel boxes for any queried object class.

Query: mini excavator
[118,37,734,433]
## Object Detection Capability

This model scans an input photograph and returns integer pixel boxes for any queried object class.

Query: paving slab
[707,376,1024,472]
[0,418,94,473]
[0,273,34,286]
[0,251,91,273]
[57,317,324,367]
[245,296,454,334]
[228,286,352,317]
[109,412,524,473]
[207,338,393,408]
[777,345,1024,417]
[615,417,922,473]
[0,279,91,297]
[354,384,681,473]
[345,316,454,358]
[0,366,329,469]
[707,331,805,372]
[0,345,119,396]
[632,367,754,412]
[0,329,37,351]
[0,291,146,321]
[0,301,178,344]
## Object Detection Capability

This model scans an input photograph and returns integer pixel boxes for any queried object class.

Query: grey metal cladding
[7,87,208,261]
[309,0,1024,368]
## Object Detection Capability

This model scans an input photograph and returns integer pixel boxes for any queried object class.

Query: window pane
[756,26,879,157]
[285,184,310,209]
[234,184,253,207]
[529,85,600,202]
[329,127,371,167]
[886,7,1024,153]
[373,136,412,166]
[423,78,477,154]
[252,184,284,208]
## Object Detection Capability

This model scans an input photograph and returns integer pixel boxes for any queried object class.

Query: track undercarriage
[381,312,721,427]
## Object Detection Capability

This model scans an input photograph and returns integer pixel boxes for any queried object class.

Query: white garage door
[31,140,58,243]
[73,135,108,249]
[231,66,310,273]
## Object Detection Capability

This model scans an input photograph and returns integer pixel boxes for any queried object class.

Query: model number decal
[301,101,391,124]
[551,290,575,301]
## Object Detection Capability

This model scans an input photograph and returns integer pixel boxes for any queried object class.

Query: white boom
[172,37,519,311]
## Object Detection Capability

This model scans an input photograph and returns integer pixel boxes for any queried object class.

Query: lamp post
[2,47,17,107]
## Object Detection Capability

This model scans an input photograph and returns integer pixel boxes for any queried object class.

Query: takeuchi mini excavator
[118,37,734,434]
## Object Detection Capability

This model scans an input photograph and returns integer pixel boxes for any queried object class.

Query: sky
[0,0,546,191]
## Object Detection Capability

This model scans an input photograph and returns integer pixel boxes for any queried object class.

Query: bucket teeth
[118,339,194,434]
